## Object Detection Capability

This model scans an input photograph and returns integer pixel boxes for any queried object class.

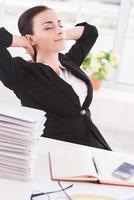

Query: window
[75,0,134,92]
[118,0,134,85]
[107,0,134,92]
[78,0,120,52]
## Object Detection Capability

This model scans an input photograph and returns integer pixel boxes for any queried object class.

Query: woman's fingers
[24,44,35,58]
[23,36,35,59]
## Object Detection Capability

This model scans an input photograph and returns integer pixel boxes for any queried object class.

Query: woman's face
[31,9,66,53]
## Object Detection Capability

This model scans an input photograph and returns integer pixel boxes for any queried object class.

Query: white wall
[91,90,134,133]
[0,81,21,106]
[90,89,134,153]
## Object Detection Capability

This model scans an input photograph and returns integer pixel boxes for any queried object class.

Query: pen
[92,156,99,174]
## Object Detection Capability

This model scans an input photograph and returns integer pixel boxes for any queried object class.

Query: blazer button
[80,109,86,116]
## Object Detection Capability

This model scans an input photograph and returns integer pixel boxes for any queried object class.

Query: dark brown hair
[18,5,52,61]
[18,5,51,35]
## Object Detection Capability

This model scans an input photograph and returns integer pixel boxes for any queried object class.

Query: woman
[0,5,111,150]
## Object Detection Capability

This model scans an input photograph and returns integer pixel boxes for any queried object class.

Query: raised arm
[0,28,32,89]
[11,34,34,57]
[66,26,85,41]
[65,22,98,66]
[0,27,32,49]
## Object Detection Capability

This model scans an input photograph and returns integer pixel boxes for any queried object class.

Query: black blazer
[0,22,111,150]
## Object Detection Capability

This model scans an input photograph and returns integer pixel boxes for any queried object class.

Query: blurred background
[0,0,134,153]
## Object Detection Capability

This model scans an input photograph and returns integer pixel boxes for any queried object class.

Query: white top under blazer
[59,65,88,106]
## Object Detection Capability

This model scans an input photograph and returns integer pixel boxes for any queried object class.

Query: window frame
[103,0,134,92]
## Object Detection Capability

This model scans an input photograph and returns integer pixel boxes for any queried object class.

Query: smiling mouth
[55,38,65,42]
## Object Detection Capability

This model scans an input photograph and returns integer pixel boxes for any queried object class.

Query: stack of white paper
[0,102,45,182]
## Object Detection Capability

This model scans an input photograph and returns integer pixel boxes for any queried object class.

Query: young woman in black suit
[0,5,111,150]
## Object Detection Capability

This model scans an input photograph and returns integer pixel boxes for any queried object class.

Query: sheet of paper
[49,150,97,179]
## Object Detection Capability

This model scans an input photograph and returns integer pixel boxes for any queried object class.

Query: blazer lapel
[40,63,80,108]
[60,56,93,108]
[40,53,93,109]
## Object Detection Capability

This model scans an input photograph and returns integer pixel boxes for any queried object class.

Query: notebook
[49,149,134,187]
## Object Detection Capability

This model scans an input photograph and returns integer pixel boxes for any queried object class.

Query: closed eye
[46,27,53,30]
[43,26,53,30]
[42,22,63,30]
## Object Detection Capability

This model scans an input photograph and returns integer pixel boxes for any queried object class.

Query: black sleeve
[65,22,98,66]
[0,27,26,90]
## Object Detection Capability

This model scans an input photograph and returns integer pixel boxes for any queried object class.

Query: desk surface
[0,137,134,200]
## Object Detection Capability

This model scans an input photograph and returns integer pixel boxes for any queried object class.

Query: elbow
[87,24,99,40]
[93,26,99,39]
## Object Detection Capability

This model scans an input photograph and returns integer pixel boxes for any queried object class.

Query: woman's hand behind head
[24,35,35,61]
[11,34,34,61]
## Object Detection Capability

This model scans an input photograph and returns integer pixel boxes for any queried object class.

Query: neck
[36,52,60,71]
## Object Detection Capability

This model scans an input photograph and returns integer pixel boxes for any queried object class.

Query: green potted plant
[82,50,119,90]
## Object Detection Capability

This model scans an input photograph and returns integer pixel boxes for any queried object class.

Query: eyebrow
[41,20,62,26]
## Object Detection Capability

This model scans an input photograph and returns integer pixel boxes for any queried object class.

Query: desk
[0,138,134,200]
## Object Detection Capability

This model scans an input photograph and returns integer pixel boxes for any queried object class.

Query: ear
[25,34,36,46]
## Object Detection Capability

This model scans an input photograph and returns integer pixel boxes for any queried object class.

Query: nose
[55,25,63,35]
